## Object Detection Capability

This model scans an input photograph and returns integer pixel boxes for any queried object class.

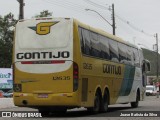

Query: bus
[13,18,150,115]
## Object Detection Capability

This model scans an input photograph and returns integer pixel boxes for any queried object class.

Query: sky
[0,0,160,51]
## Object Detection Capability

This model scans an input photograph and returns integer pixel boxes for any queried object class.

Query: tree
[34,10,53,18]
[0,13,17,68]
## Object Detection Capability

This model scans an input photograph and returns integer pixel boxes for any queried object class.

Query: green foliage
[0,10,52,68]
[34,10,53,18]
[148,77,160,85]
[0,13,17,68]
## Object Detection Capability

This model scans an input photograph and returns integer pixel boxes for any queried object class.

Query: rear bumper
[13,92,80,107]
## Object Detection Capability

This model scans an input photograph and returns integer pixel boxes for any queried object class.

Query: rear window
[16,19,73,49]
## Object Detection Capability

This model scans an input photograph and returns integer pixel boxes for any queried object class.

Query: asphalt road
[0,96,160,120]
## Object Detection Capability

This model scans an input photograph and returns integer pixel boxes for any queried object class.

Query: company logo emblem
[29,22,58,35]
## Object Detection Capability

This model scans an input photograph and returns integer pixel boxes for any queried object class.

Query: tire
[87,92,100,114]
[100,91,109,112]
[51,107,67,114]
[131,92,139,108]
[38,108,50,117]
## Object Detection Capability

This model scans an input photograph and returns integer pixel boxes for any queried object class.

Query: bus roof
[17,17,138,49]
[73,18,138,49]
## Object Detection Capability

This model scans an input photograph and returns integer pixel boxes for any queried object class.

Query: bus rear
[13,18,79,109]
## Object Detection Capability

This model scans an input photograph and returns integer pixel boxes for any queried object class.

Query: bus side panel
[116,67,142,103]
[119,65,135,96]
[80,56,125,107]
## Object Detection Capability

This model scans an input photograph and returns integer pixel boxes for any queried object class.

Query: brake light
[21,60,65,64]
[13,64,15,84]
[73,62,79,92]
[13,64,21,92]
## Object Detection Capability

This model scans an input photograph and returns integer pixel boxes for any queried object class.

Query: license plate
[38,94,48,98]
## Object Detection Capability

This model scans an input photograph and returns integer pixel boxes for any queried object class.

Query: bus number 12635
[53,76,70,80]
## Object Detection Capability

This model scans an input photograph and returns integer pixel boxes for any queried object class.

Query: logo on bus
[16,51,70,59]
[103,64,121,75]
[28,22,58,35]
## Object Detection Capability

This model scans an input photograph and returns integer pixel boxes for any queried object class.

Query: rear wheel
[87,92,100,113]
[38,108,50,117]
[131,92,139,108]
[100,91,109,112]
[51,107,67,114]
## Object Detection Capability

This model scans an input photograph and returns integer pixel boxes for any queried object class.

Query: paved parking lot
[1,96,160,110]
[0,98,15,109]
[0,96,160,119]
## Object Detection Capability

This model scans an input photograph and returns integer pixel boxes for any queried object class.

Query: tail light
[12,63,22,92]
[13,64,15,84]
[73,62,79,92]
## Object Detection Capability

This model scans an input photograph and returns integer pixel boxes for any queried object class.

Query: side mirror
[143,59,151,72]
[146,61,151,72]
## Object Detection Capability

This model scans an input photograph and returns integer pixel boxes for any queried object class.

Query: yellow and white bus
[13,18,150,114]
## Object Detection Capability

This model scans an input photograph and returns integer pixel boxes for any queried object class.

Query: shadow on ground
[44,106,136,118]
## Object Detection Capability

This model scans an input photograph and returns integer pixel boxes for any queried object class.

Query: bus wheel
[131,92,139,108]
[100,91,109,112]
[87,92,100,113]
[38,108,50,117]
[51,107,67,114]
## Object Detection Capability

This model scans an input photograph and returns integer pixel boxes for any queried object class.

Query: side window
[109,39,119,62]
[81,28,91,55]
[99,35,110,59]
[126,46,133,65]
[133,48,140,67]
[139,49,144,66]
[118,43,127,64]
[78,27,85,53]
[90,32,100,57]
